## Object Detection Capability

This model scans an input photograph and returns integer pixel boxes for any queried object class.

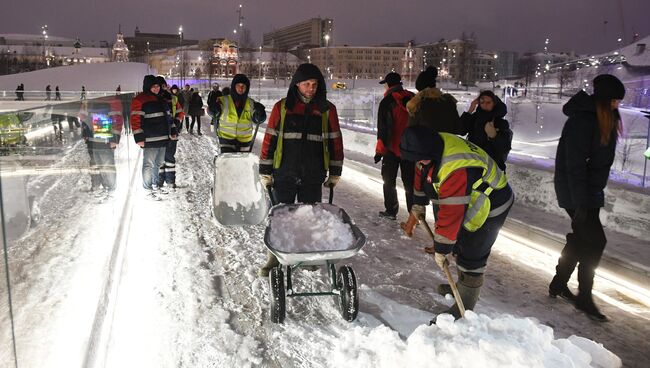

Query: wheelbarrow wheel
[269,266,286,323]
[337,265,358,322]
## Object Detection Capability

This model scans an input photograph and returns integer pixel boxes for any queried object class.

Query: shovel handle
[328,184,334,204]
[248,123,261,152]
[420,219,466,318]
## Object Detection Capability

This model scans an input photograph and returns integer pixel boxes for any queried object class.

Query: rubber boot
[445,272,484,320]
[258,252,279,277]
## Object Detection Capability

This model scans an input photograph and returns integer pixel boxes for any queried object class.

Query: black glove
[374,153,383,164]
[572,207,589,224]
[253,102,266,125]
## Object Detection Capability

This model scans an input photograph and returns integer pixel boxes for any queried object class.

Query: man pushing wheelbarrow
[400,125,514,323]
[258,63,345,277]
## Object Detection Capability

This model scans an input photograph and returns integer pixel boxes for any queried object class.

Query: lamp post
[178,25,184,85]
[324,34,330,82]
[41,25,48,66]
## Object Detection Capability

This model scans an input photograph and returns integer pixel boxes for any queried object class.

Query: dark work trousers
[273,176,322,204]
[158,140,178,185]
[190,116,201,133]
[184,116,190,131]
[381,151,415,215]
[87,144,101,189]
[552,208,606,296]
[218,137,253,153]
[453,199,512,274]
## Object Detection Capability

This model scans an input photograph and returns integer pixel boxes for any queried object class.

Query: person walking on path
[549,74,626,323]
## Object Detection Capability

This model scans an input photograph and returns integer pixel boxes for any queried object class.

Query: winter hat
[156,76,167,87]
[399,125,441,163]
[593,74,625,101]
[142,75,158,92]
[286,63,327,111]
[230,74,250,101]
[170,84,179,91]
[415,66,438,91]
[379,72,402,87]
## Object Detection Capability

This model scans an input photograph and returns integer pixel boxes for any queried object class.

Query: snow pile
[269,205,355,252]
[330,312,621,368]
[213,153,264,210]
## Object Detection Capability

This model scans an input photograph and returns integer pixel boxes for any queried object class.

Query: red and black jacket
[376,85,414,156]
[130,92,176,148]
[260,98,344,183]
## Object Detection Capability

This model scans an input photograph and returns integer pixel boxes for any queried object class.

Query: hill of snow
[0,62,155,92]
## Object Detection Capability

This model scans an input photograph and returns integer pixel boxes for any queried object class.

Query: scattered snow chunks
[329,312,621,368]
[268,205,355,252]
[213,153,264,211]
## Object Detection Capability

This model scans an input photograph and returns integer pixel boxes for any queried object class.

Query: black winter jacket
[459,98,512,170]
[554,91,618,209]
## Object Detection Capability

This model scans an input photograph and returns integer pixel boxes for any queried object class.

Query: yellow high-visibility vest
[272,98,330,170]
[432,133,509,232]
[217,95,254,142]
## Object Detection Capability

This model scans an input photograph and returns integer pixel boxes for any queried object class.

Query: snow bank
[0,62,154,92]
[330,312,621,368]
[213,153,264,210]
[268,205,354,252]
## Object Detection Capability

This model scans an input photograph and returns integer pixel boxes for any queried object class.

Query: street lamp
[41,25,48,66]
[178,25,184,85]
[324,34,330,81]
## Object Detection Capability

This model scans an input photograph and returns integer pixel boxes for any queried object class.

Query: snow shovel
[418,216,466,318]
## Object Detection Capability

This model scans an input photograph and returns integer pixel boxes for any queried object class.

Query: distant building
[420,38,477,86]
[112,32,129,62]
[263,18,334,51]
[124,26,198,60]
[307,44,423,81]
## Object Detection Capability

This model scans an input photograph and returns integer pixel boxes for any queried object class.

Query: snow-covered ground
[1,123,649,367]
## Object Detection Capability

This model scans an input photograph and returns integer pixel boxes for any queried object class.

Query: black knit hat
[379,72,401,87]
[415,66,438,91]
[156,76,167,87]
[171,84,179,91]
[399,125,441,162]
[593,74,625,101]
[286,63,328,111]
[142,75,158,92]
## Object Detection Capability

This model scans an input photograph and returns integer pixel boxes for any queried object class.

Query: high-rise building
[263,18,333,51]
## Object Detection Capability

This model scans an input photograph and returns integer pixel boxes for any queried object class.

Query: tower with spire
[112,25,130,62]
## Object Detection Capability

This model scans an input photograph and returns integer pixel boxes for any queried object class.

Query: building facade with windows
[263,18,334,51]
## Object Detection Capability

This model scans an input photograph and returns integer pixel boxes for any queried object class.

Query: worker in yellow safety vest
[214,74,266,152]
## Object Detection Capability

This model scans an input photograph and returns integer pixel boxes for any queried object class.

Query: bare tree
[558,67,575,97]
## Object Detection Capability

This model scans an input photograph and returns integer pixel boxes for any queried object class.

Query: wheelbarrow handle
[267,185,278,206]
[248,122,261,153]
[419,216,466,318]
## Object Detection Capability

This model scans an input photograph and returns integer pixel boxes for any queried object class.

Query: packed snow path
[2,126,649,367]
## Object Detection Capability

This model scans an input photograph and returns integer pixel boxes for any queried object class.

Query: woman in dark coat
[549,74,625,322]
[458,90,513,171]
[188,90,204,135]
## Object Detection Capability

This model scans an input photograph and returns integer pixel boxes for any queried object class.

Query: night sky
[2,0,649,54]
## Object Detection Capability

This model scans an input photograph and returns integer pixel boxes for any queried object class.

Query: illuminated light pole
[324,34,330,82]
[236,4,244,47]
[178,25,184,85]
[258,45,263,96]
[41,25,48,66]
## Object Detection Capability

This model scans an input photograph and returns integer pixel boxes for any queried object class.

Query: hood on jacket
[475,95,508,120]
[562,90,595,117]
[406,87,457,116]
[142,75,158,93]
[285,63,328,112]
[230,74,250,102]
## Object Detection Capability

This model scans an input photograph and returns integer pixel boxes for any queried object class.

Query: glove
[411,204,426,220]
[323,175,340,187]
[484,120,497,139]
[253,102,266,125]
[434,252,449,269]
[572,207,589,224]
[260,174,273,188]
[374,153,383,164]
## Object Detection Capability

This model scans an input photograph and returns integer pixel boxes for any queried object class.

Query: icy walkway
[2,125,648,367]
